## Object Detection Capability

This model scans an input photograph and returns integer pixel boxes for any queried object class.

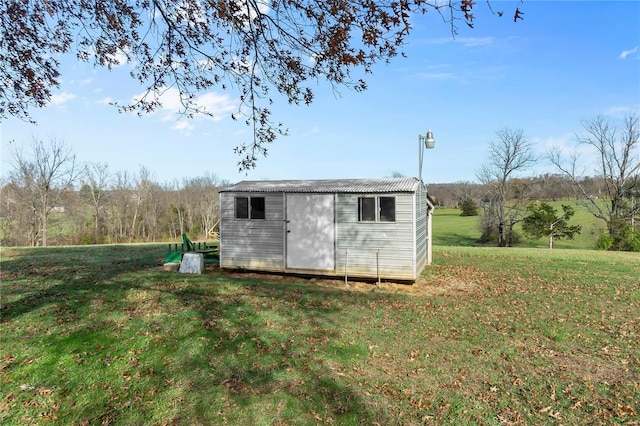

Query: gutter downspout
[426,195,435,265]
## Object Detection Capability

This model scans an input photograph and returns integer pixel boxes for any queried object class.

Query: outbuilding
[219,177,434,281]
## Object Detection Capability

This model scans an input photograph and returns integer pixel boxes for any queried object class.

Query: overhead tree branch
[1,0,524,169]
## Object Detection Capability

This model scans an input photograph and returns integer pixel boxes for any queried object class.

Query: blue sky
[1,1,639,185]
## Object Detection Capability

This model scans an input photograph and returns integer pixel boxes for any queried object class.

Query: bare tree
[0,179,39,246]
[1,1,523,170]
[81,162,111,244]
[106,170,133,243]
[448,181,482,207]
[9,137,80,246]
[476,128,537,247]
[549,112,640,249]
[129,166,153,242]
[1,165,226,246]
[538,173,575,201]
[193,174,228,239]
[164,180,188,239]
[61,187,90,245]
[141,181,165,242]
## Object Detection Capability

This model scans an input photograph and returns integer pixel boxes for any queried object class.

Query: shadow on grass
[434,232,480,247]
[162,275,391,423]
[1,245,392,424]
[0,245,164,322]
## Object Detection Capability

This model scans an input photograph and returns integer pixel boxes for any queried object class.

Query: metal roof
[221,177,422,194]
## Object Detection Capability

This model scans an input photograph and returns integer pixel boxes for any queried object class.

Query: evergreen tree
[459,198,479,216]
[522,202,582,249]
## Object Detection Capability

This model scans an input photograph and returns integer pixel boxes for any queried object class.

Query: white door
[286,194,335,270]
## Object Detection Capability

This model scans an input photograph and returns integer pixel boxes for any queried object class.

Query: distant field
[433,200,606,250]
[1,244,638,425]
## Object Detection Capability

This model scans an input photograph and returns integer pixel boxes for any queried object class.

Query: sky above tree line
[1,1,639,185]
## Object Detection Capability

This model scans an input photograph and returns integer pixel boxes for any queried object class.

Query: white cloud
[534,133,602,176]
[416,72,455,80]
[172,120,194,133]
[197,92,238,119]
[171,0,270,30]
[456,37,495,48]
[619,46,639,59]
[87,46,129,67]
[302,126,320,137]
[256,0,270,14]
[422,36,494,48]
[234,0,270,22]
[97,97,114,105]
[604,105,639,117]
[130,86,239,131]
[414,63,456,81]
[534,133,574,155]
[107,48,129,67]
[50,92,76,106]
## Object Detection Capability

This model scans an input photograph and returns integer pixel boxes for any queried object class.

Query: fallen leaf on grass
[37,387,53,396]
[539,405,562,419]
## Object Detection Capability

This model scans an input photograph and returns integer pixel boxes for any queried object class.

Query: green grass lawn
[1,244,639,425]
[433,200,607,250]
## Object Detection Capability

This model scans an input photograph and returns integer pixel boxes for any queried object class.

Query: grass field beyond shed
[1,244,639,425]
[433,200,606,250]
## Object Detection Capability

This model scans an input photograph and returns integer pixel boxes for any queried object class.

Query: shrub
[626,231,640,252]
[459,198,479,216]
[595,219,640,252]
[595,232,614,251]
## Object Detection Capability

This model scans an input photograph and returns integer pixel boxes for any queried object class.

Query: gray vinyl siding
[220,192,285,272]
[335,193,417,280]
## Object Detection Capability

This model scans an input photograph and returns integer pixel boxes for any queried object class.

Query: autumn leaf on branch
[514,7,525,22]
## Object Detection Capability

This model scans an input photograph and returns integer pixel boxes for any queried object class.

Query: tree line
[1,137,229,247]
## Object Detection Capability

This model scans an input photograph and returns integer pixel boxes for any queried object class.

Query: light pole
[418,129,435,184]
[418,130,435,265]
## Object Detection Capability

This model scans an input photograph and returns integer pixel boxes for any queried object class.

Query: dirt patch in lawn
[191,265,480,297]
[335,275,479,297]
[553,352,635,385]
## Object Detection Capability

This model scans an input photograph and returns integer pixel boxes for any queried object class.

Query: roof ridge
[221,177,420,193]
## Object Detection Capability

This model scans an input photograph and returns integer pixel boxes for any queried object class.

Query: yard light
[418,129,436,184]
[420,129,435,149]
[417,129,436,266]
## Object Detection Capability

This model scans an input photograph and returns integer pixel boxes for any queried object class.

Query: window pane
[251,197,266,219]
[379,197,396,222]
[358,197,376,221]
[236,197,249,219]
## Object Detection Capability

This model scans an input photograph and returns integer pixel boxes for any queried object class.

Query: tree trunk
[498,222,506,247]
[130,206,139,243]
[41,202,48,247]
[94,206,100,244]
